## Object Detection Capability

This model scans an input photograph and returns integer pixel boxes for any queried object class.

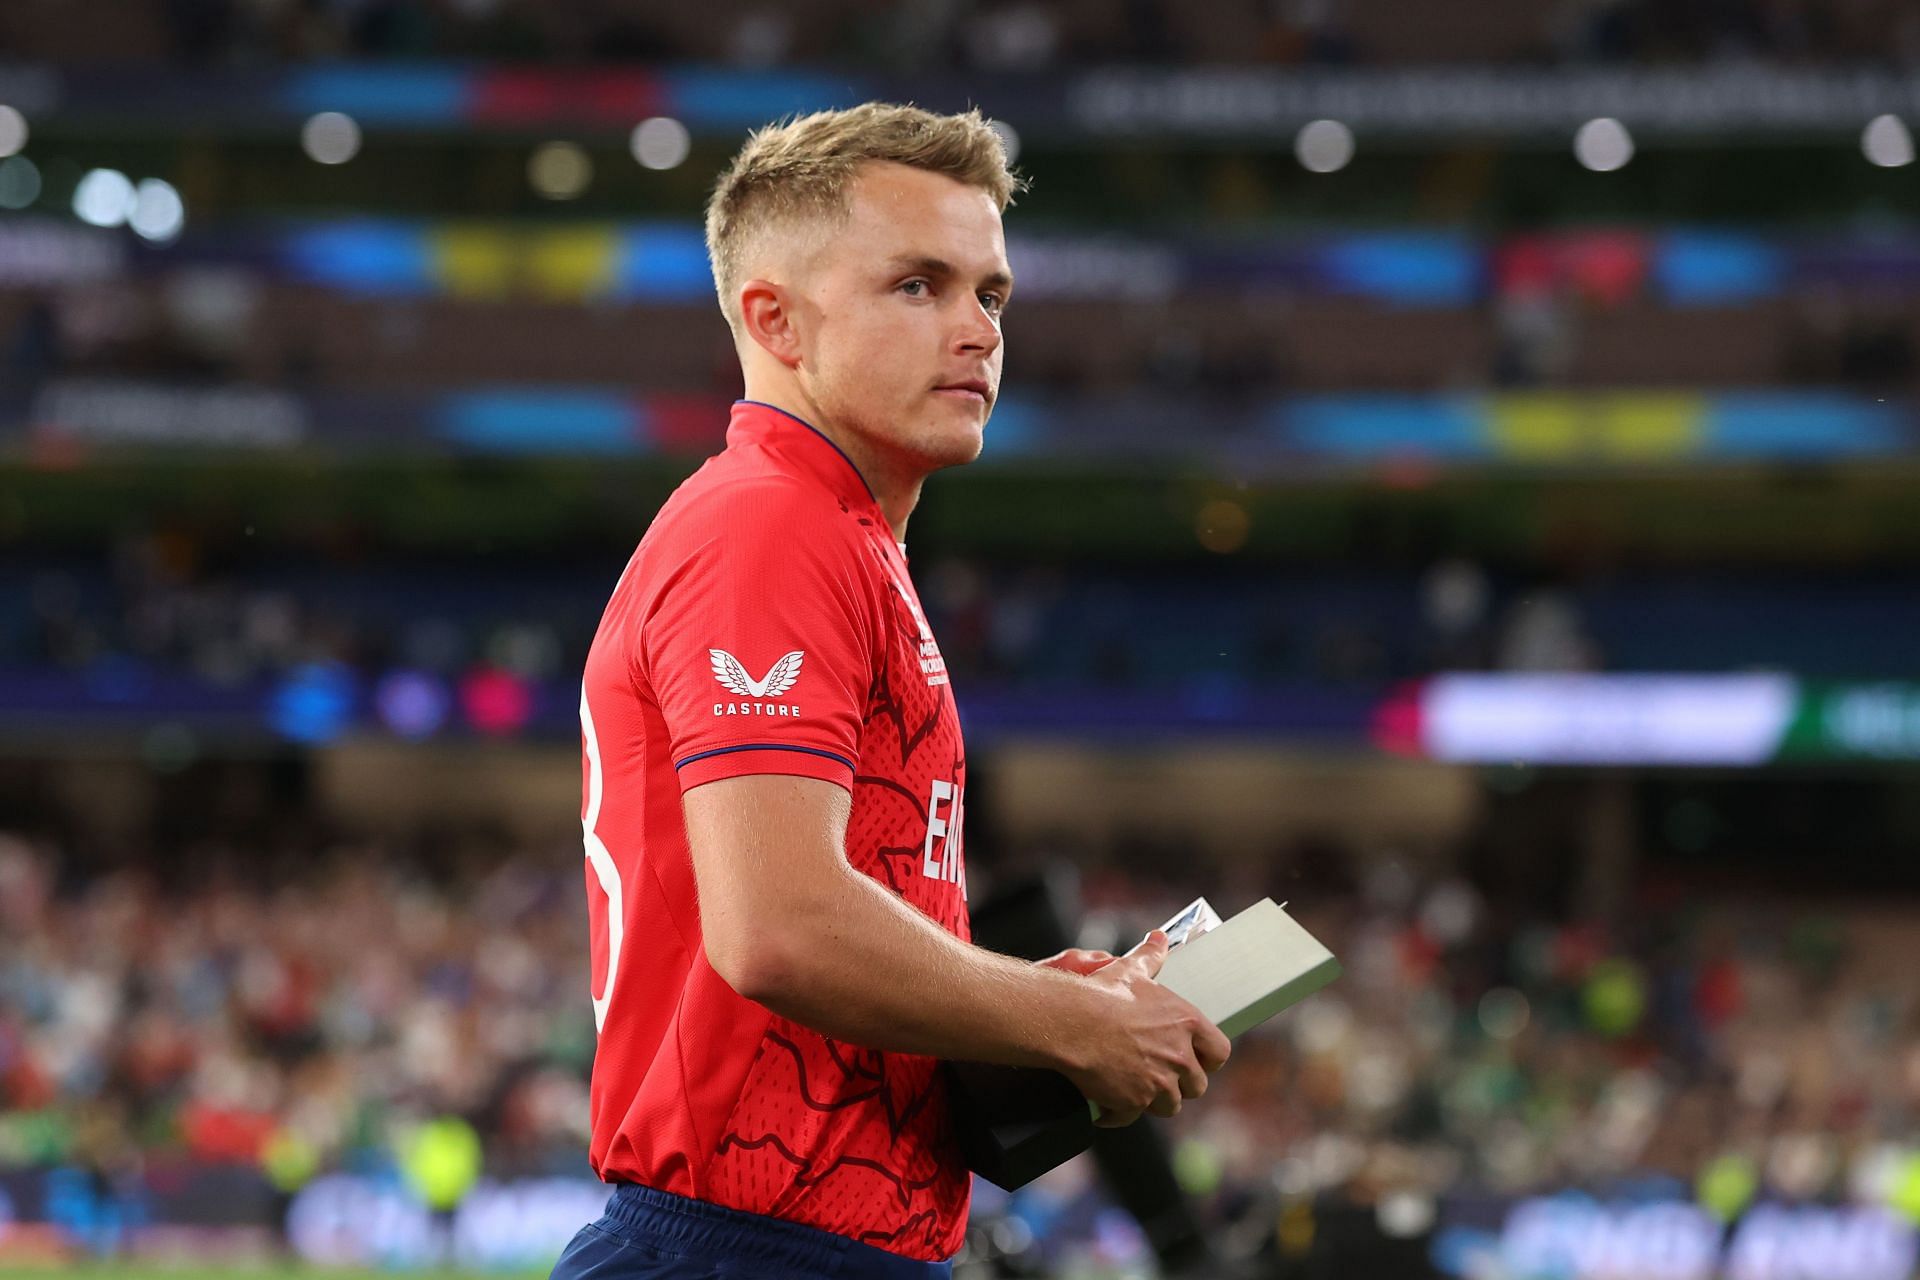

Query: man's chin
[937,424,987,468]
[908,415,987,471]
[911,443,983,476]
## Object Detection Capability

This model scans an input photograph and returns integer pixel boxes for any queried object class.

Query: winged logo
[710,649,805,698]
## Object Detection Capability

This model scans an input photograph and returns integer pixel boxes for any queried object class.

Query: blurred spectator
[1494,590,1600,672]
[5,294,64,393]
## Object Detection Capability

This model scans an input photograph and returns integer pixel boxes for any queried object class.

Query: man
[557,103,1231,1280]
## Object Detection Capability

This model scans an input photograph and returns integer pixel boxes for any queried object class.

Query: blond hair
[704,103,1023,334]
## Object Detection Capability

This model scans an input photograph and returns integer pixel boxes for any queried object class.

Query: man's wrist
[1022,967,1099,1074]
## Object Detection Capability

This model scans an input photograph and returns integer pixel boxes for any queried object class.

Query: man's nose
[954,298,1001,354]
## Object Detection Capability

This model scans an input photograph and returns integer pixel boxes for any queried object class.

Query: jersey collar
[727,400,883,518]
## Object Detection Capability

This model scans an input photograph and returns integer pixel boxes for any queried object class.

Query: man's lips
[933,379,992,403]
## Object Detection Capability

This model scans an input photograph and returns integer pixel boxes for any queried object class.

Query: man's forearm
[737,866,1098,1071]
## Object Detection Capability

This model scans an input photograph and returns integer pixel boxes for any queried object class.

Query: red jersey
[577,400,971,1262]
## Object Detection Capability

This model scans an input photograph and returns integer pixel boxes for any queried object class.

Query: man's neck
[742,386,920,542]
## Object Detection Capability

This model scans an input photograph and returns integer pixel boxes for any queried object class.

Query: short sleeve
[639,482,872,793]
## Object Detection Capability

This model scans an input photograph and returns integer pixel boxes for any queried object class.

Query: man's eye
[980,293,1005,314]
[900,280,928,297]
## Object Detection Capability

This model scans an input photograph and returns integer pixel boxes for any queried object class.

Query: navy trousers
[550,1182,955,1280]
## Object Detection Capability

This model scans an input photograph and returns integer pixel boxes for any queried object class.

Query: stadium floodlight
[301,111,362,165]
[1574,117,1635,171]
[529,141,592,199]
[1862,114,1915,168]
[72,168,136,227]
[1295,119,1355,173]
[0,105,26,158]
[129,178,185,242]
[630,117,691,171]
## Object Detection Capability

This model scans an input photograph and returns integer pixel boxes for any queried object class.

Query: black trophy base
[942,1060,1096,1191]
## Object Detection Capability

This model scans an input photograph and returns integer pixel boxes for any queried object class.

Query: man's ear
[738,279,803,369]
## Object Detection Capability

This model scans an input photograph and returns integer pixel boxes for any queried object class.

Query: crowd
[1,816,1914,1271]
[22,533,1920,714]
[15,540,597,693]
[0,829,597,1189]
[1125,864,1920,1214]
[11,538,1616,702]
[24,528,1920,708]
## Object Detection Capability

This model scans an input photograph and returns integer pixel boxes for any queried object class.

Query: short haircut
[703,103,1023,336]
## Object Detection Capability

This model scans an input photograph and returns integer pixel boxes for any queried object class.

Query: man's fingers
[1148,1091,1181,1119]
[1095,1107,1143,1129]
[1195,1023,1232,1073]
[1177,1056,1208,1101]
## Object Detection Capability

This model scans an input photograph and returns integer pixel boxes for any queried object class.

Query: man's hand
[1058,930,1231,1128]
[680,775,1224,1090]
[1035,947,1116,976]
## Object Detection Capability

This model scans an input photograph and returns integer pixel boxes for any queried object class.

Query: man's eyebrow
[887,254,1014,291]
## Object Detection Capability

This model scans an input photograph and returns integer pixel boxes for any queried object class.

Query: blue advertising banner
[0,1165,608,1271]
[1434,1193,1919,1280]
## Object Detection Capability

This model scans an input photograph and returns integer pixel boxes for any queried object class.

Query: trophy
[944,897,1342,1190]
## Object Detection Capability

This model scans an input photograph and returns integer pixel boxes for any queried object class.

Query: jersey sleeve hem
[674,744,856,793]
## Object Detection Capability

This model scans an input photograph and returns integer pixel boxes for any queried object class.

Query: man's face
[790,162,1011,475]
